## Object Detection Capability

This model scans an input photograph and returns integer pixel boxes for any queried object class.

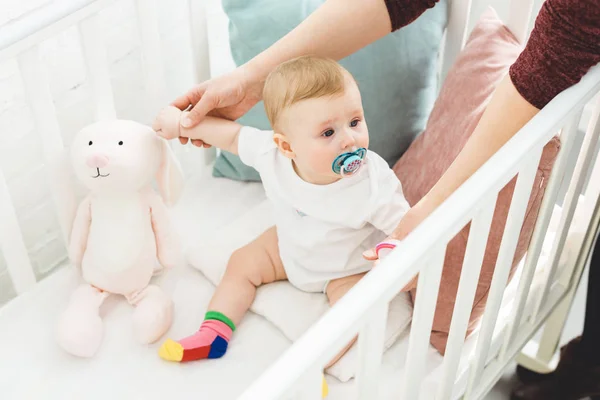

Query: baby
[153,56,409,365]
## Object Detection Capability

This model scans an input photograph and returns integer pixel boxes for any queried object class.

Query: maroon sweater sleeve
[509,0,600,109]
[384,0,439,31]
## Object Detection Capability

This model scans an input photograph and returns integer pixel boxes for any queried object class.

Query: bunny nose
[86,154,109,169]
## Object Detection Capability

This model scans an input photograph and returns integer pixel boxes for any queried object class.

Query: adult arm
[366,0,600,270]
[174,0,438,134]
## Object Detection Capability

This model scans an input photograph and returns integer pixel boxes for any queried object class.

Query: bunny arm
[148,191,180,270]
[69,196,92,268]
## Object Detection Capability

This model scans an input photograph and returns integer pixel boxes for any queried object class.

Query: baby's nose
[86,154,109,169]
[341,132,356,148]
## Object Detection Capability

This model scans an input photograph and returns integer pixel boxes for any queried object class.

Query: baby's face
[278,77,369,185]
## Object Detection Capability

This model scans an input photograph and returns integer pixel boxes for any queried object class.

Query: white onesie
[238,126,410,293]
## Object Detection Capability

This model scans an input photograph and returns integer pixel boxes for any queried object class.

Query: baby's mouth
[92,168,110,178]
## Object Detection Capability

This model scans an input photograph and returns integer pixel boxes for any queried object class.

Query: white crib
[0,0,599,399]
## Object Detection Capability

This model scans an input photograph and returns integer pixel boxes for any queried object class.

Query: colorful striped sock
[158,311,235,362]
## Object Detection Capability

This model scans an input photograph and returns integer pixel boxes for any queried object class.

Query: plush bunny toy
[56,120,184,358]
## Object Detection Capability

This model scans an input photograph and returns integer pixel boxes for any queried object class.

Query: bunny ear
[156,137,185,206]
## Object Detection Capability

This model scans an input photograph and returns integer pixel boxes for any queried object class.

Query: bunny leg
[127,285,173,344]
[55,284,109,357]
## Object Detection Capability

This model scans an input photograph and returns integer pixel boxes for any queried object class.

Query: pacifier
[331,147,367,177]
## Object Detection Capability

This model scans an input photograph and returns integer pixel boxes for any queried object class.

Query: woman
[170,0,599,398]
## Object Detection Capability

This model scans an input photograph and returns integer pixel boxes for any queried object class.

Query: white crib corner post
[400,246,446,400]
[355,301,388,399]
[135,0,167,119]
[78,13,117,121]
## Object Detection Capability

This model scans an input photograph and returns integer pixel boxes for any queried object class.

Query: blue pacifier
[332,147,367,177]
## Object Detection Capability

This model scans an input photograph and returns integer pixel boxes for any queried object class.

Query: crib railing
[239,66,600,400]
[0,0,209,300]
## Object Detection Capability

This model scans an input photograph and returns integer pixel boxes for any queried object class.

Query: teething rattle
[375,240,402,259]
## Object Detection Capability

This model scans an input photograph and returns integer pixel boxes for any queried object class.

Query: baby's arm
[367,171,415,290]
[369,183,411,236]
[153,106,242,155]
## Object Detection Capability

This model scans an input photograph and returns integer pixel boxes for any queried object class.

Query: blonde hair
[263,56,352,130]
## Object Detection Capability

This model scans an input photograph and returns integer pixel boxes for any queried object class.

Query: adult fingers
[171,83,207,111]
[181,92,218,128]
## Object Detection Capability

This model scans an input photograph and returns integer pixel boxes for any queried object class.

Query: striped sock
[158,311,235,362]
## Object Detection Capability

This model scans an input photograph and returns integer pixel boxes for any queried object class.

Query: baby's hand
[153,106,186,140]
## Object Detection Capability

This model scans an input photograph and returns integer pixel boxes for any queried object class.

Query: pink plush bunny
[56,120,184,358]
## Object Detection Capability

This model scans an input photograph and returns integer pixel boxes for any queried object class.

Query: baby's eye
[350,119,360,127]
[322,129,335,137]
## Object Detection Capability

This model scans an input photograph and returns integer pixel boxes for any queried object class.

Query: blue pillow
[213,0,448,181]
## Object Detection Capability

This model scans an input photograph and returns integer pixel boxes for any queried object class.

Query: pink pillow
[393,7,560,354]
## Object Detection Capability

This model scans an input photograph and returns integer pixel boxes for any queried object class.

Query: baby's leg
[324,272,367,368]
[159,227,286,362]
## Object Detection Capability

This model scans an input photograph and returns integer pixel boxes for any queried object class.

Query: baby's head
[263,56,368,184]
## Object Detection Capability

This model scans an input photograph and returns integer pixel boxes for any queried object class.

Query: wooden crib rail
[0,0,204,297]
[239,64,600,400]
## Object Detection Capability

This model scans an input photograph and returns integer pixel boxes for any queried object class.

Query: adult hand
[172,66,264,147]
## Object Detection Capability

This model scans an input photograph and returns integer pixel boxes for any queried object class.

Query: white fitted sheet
[0,171,574,399]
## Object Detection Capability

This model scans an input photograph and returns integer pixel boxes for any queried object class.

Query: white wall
[0,0,207,305]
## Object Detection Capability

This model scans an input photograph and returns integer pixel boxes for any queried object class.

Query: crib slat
[78,14,116,120]
[499,108,582,358]
[17,46,72,244]
[436,196,497,400]
[355,301,388,400]
[400,246,446,400]
[0,168,37,294]
[507,0,535,44]
[533,110,600,363]
[187,0,216,167]
[135,0,166,117]
[440,0,473,80]
[532,107,600,319]
[531,109,587,322]
[465,149,542,397]
[187,0,210,86]
[559,98,600,289]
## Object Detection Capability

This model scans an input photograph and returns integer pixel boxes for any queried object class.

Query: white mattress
[0,171,575,400]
